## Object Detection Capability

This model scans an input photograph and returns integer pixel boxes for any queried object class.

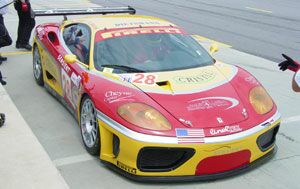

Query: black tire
[80,95,100,155]
[33,45,44,86]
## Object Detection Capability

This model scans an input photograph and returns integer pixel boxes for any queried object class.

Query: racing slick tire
[80,95,100,155]
[33,45,44,86]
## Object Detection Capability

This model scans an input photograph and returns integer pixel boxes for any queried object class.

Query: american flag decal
[176,129,205,144]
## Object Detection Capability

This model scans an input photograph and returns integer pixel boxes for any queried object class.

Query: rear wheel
[80,96,100,155]
[33,45,44,86]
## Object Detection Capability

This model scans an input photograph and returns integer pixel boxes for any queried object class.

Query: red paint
[35,21,278,138]
[195,150,251,175]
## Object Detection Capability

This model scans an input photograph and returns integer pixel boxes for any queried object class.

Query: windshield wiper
[101,64,145,73]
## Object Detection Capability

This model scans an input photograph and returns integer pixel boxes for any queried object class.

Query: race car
[32,7,280,181]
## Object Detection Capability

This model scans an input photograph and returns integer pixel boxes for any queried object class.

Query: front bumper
[102,146,276,182]
[97,110,280,181]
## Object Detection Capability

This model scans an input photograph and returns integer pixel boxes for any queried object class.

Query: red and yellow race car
[32,7,280,181]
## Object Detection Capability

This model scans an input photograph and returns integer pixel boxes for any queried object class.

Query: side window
[63,24,91,65]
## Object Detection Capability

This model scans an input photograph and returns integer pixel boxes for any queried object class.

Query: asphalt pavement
[0,0,300,189]
[91,0,300,62]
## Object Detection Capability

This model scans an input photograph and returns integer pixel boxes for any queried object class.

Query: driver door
[61,23,91,112]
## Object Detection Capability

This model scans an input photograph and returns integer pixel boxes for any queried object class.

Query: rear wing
[33,6,136,20]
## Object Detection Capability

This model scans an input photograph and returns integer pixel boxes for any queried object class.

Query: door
[61,23,92,111]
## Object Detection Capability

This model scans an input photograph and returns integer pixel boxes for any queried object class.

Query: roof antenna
[63,15,68,21]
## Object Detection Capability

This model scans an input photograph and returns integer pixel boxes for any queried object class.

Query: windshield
[93,31,213,73]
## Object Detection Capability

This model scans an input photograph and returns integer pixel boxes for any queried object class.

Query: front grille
[257,125,279,152]
[137,147,195,172]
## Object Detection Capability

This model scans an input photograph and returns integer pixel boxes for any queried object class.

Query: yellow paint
[98,118,280,176]
[99,125,115,158]
[34,39,63,96]
[117,63,237,94]
[192,35,232,48]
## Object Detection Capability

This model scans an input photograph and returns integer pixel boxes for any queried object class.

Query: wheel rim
[33,47,42,80]
[81,99,98,148]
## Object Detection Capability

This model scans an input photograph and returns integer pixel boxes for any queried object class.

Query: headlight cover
[117,102,172,130]
[249,86,273,114]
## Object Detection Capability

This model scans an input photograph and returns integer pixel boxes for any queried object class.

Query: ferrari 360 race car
[32,7,280,181]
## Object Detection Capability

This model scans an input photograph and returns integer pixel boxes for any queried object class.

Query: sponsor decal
[217,117,224,123]
[36,26,46,40]
[187,99,228,111]
[242,108,248,118]
[179,118,193,127]
[98,27,182,41]
[71,85,79,108]
[61,69,72,103]
[173,70,216,84]
[205,146,242,155]
[188,96,239,111]
[120,73,157,86]
[62,69,80,109]
[245,76,259,85]
[210,125,242,135]
[71,72,81,87]
[176,128,205,143]
[103,67,114,73]
[104,91,134,103]
[57,54,71,73]
[117,161,136,174]
[114,21,161,27]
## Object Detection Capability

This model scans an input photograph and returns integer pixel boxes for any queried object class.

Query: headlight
[117,102,172,130]
[249,86,273,114]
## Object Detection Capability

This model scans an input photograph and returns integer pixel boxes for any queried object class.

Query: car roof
[65,14,177,31]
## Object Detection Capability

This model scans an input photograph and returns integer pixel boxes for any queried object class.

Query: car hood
[119,62,248,130]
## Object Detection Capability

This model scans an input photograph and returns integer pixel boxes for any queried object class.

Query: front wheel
[33,45,44,86]
[80,96,100,155]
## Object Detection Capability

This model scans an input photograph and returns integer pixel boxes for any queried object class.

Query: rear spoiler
[33,6,136,20]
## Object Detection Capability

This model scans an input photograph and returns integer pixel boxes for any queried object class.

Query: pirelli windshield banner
[95,27,186,42]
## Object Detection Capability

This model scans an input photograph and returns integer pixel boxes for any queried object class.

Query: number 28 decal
[121,73,157,85]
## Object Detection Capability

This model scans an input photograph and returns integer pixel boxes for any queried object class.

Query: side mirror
[209,44,219,55]
[64,54,77,64]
